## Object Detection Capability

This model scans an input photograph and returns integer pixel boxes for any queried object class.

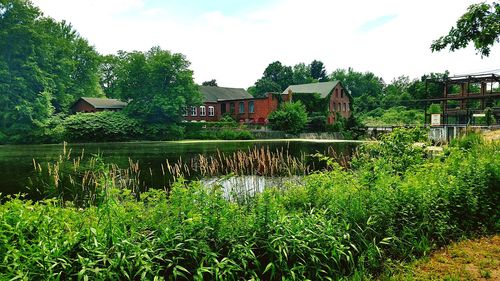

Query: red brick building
[184,86,280,124]
[281,81,351,124]
[70,97,128,113]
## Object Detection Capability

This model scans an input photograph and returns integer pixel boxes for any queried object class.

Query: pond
[0,139,362,197]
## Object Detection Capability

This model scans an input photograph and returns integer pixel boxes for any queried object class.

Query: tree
[309,60,327,81]
[330,68,384,112]
[202,79,218,86]
[292,63,314,85]
[431,2,499,57]
[0,0,101,142]
[251,61,294,97]
[268,101,308,134]
[116,46,202,124]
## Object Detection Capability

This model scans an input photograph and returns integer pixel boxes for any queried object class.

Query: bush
[143,123,185,141]
[64,111,143,142]
[0,130,498,279]
[268,101,308,134]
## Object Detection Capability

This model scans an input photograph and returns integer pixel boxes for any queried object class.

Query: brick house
[281,81,351,124]
[184,86,280,124]
[70,97,128,113]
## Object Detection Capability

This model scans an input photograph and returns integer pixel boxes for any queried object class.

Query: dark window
[220,103,226,114]
[249,101,255,113]
[230,102,235,113]
[239,102,245,113]
[341,89,344,98]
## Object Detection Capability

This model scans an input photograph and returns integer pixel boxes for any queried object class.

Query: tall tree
[431,2,499,57]
[309,60,328,81]
[116,46,202,124]
[0,0,101,142]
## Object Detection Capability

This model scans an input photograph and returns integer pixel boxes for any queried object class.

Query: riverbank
[0,129,497,279]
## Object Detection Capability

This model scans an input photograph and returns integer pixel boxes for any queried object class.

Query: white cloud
[33,0,500,87]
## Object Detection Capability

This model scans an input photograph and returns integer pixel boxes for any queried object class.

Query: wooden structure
[424,73,500,125]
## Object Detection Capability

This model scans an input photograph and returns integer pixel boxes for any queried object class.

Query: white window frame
[200,106,206,116]
[182,107,188,116]
[191,106,197,116]
[208,106,215,116]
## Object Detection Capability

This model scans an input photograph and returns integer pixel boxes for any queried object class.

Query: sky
[32,0,500,88]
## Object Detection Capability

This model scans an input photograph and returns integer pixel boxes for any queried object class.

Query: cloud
[32,0,500,88]
[358,15,398,32]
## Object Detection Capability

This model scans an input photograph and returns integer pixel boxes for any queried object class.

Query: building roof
[77,97,128,109]
[199,86,253,102]
[281,81,341,98]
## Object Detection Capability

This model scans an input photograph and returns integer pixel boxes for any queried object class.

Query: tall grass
[1,129,498,280]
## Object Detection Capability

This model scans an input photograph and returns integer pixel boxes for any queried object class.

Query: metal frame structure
[424,73,500,125]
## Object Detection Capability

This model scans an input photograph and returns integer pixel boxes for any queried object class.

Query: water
[0,140,360,196]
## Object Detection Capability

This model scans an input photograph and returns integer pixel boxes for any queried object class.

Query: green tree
[202,79,218,86]
[330,68,384,112]
[431,2,499,57]
[309,60,327,81]
[268,101,308,134]
[251,61,294,97]
[116,46,202,125]
[0,0,101,142]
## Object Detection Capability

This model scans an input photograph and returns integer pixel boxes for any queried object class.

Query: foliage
[431,2,500,57]
[309,60,328,81]
[359,106,425,126]
[330,68,384,113]
[484,107,496,125]
[0,0,101,142]
[64,112,143,142]
[115,46,202,124]
[428,103,442,114]
[201,79,218,86]
[268,101,308,134]
[0,130,498,280]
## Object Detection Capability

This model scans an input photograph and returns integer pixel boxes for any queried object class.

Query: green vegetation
[1,129,498,279]
[431,2,499,57]
[359,106,424,126]
[268,101,308,134]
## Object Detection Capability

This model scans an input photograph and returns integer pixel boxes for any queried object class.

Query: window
[191,106,197,116]
[249,101,255,113]
[182,107,188,116]
[230,102,235,113]
[343,103,346,111]
[208,106,215,116]
[200,106,206,116]
[338,103,341,111]
[333,103,337,111]
[220,103,226,114]
[341,89,344,98]
[239,102,245,113]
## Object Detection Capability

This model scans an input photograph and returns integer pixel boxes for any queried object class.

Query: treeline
[0,0,203,144]
[247,60,450,126]
[0,0,452,144]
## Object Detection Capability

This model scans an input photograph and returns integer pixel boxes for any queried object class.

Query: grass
[381,235,499,280]
[0,128,498,280]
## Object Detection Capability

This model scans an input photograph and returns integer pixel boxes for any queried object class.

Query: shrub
[64,111,143,142]
[268,101,308,134]
[0,129,498,280]
[143,123,185,140]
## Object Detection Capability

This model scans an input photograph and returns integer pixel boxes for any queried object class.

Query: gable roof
[281,81,341,98]
[77,97,128,109]
[199,86,253,102]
